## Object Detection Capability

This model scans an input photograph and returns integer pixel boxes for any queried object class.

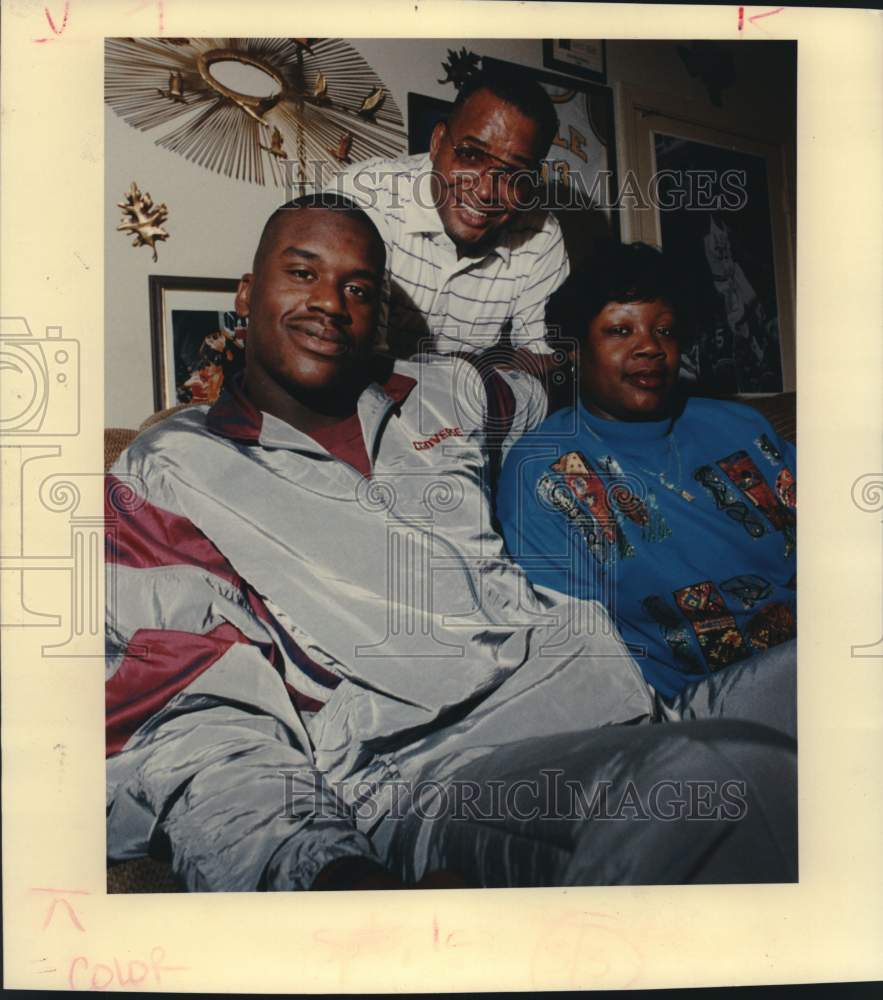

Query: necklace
[579,413,695,504]
[637,445,695,503]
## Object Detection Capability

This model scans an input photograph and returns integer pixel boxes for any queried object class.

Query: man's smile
[287,319,350,357]
[453,199,505,228]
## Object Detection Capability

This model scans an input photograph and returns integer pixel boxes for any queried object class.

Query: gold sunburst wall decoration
[105,38,408,189]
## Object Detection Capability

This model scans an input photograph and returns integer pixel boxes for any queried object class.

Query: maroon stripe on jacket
[105,476,341,751]
[106,473,240,587]
[284,681,327,715]
[382,371,418,406]
[106,622,271,757]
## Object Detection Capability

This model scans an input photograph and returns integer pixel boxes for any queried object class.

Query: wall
[105,37,796,427]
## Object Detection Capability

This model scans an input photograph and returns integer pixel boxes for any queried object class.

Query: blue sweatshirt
[497,397,797,699]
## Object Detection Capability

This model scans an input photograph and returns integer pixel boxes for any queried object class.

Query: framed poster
[543,39,607,83]
[147,275,244,411]
[481,56,618,243]
[407,92,454,154]
[652,134,788,395]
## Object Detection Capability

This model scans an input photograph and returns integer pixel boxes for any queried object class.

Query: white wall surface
[105,37,796,426]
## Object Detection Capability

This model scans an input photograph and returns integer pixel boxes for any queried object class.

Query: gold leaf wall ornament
[328,130,354,164]
[117,182,170,262]
[260,126,288,159]
[156,70,186,103]
[311,72,330,105]
[105,38,408,188]
[357,86,385,119]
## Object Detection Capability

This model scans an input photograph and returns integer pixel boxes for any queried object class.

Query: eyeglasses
[442,123,538,195]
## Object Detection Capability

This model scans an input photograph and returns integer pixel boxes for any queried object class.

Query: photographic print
[653,134,786,394]
[10,7,882,991]
[148,275,243,410]
[543,38,607,83]
[103,37,797,902]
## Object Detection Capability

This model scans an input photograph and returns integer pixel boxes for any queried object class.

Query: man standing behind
[330,66,569,376]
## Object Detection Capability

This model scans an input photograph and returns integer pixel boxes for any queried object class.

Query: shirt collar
[401,154,512,264]
[206,367,417,446]
[577,399,675,446]
[206,372,262,443]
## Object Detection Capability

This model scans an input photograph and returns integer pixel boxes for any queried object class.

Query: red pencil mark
[445,930,469,948]
[313,920,402,985]
[530,911,643,989]
[313,922,401,954]
[124,0,166,33]
[44,0,70,33]
[34,0,70,42]
[749,6,784,23]
[738,6,744,31]
[431,916,481,951]
[31,887,90,895]
[41,898,85,932]
[68,947,188,991]
[32,888,90,932]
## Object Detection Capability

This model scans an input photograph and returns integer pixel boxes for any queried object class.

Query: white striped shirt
[330,153,569,356]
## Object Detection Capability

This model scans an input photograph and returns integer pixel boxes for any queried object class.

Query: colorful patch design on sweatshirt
[776,467,796,510]
[756,433,783,465]
[642,595,703,673]
[717,450,796,555]
[746,602,796,652]
[541,452,636,563]
[720,574,773,609]
[673,580,751,670]
[537,472,634,565]
[598,455,671,544]
[550,451,618,543]
[694,465,766,539]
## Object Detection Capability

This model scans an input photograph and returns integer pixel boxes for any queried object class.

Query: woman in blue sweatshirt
[497,242,796,704]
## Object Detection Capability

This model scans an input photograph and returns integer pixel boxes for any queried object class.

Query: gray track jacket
[106,356,654,890]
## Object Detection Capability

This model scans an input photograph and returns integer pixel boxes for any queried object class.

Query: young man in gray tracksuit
[105,195,796,891]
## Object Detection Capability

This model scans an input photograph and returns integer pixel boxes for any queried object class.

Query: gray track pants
[361,641,797,886]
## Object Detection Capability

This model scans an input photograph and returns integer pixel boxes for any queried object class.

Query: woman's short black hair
[546,241,694,348]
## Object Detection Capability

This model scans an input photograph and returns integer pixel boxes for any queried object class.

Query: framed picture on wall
[653,134,787,394]
[407,92,454,154]
[543,39,607,84]
[619,82,796,395]
[148,275,244,411]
